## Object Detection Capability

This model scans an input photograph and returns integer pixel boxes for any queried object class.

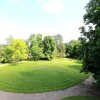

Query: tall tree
[27,33,43,60]
[36,34,43,48]
[28,34,37,49]
[79,0,100,87]
[43,36,55,60]
[53,34,65,58]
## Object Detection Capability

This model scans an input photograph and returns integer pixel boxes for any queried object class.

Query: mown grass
[62,96,100,100]
[0,58,88,93]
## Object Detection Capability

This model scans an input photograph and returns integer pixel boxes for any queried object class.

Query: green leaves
[80,0,100,87]
[43,36,55,60]
[2,39,29,62]
[31,46,44,61]
[53,34,65,58]
[66,40,82,59]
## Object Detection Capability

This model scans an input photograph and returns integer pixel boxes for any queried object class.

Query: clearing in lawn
[0,58,88,93]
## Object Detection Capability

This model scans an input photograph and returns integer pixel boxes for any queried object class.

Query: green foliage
[10,39,29,61]
[66,40,82,59]
[52,47,58,58]
[0,45,4,62]
[79,0,100,87]
[2,46,13,63]
[31,46,44,60]
[28,33,38,49]
[2,39,29,62]
[0,58,88,93]
[54,34,65,58]
[36,33,43,48]
[43,36,55,60]
[27,33,44,60]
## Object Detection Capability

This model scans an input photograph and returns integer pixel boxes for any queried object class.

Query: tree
[43,36,55,60]
[2,46,13,63]
[0,44,5,62]
[31,46,44,60]
[28,34,37,49]
[79,0,100,87]
[36,34,43,48]
[53,34,65,58]
[5,39,29,62]
[27,33,43,60]
[66,40,82,59]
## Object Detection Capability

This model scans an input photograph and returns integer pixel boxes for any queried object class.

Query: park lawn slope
[0,58,88,93]
[62,96,100,100]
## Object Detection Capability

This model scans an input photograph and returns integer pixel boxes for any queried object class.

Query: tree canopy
[43,36,55,60]
[2,39,29,62]
[54,34,65,58]
[79,0,100,87]
[66,40,82,59]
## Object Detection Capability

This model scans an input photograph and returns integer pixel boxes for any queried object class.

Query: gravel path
[0,76,100,100]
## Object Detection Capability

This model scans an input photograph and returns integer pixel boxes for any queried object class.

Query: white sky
[0,0,89,44]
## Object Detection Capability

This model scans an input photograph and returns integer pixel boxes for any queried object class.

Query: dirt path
[0,76,99,100]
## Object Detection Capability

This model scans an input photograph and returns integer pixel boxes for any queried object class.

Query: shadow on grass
[20,71,34,77]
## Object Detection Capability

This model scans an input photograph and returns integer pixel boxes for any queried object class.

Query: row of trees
[0,34,67,62]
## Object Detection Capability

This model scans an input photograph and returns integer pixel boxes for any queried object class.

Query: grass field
[62,96,100,100]
[0,58,88,93]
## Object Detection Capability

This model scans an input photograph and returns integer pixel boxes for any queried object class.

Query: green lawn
[62,96,100,100]
[0,58,88,93]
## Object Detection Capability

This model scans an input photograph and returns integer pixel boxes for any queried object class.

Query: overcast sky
[0,0,89,44]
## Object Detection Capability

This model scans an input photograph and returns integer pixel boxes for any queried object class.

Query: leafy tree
[79,0,100,87]
[66,40,82,59]
[43,36,55,60]
[28,34,37,49]
[36,34,43,48]
[2,46,13,63]
[0,45,5,62]
[27,33,43,60]
[5,39,29,62]
[53,34,65,58]
[52,47,58,58]
[31,46,44,60]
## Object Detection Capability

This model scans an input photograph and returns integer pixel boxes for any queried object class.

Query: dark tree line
[79,0,100,87]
